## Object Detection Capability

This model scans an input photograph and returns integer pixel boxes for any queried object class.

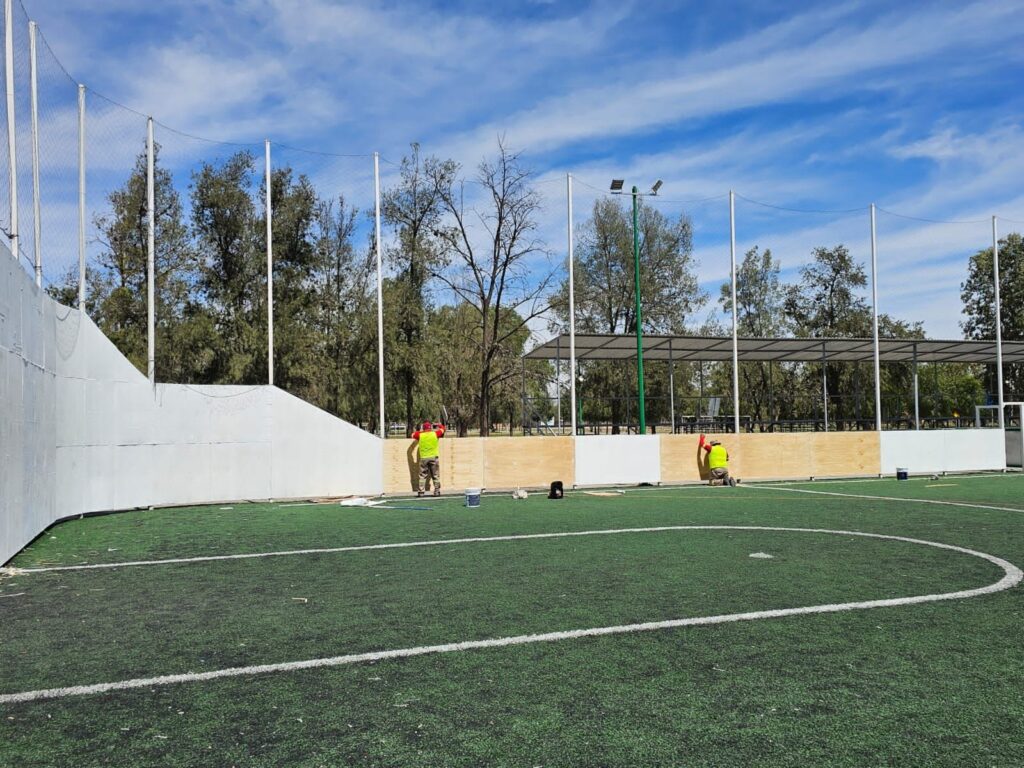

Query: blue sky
[17,0,1024,337]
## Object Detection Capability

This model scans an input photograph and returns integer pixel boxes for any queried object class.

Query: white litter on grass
[0,593,26,599]
[749,552,774,559]
[1,526,1019,704]
[339,498,386,508]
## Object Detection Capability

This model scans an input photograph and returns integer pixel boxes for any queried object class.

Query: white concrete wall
[2,257,382,563]
[0,257,57,564]
[879,429,1006,475]
[53,312,383,517]
[574,435,661,486]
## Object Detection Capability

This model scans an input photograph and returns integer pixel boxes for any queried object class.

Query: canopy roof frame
[525,333,1024,365]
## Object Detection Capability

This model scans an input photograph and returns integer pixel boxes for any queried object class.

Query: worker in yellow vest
[412,421,446,496]
[699,433,738,487]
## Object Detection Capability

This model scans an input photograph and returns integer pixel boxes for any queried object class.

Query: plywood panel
[483,436,574,490]
[736,434,812,480]
[384,436,485,494]
[383,439,419,494]
[810,432,880,477]
[659,435,707,483]
[443,438,485,491]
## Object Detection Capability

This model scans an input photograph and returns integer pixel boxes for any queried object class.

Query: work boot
[417,491,424,497]
[728,477,737,488]
[433,489,441,497]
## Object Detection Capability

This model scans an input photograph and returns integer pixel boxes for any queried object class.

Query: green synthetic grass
[2,476,1024,767]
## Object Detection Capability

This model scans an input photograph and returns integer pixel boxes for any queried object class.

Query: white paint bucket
[465,488,481,507]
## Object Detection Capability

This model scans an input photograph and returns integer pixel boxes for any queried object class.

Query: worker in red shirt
[412,421,446,496]
[699,433,738,487]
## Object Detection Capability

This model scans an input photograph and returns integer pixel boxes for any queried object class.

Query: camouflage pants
[419,458,440,493]
[709,467,730,486]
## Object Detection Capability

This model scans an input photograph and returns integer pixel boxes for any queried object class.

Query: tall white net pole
[912,343,920,430]
[146,118,155,386]
[29,20,40,286]
[5,0,19,260]
[374,152,385,439]
[567,173,577,438]
[77,84,85,310]
[993,215,1005,429]
[265,139,273,387]
[668,339,675,433]
[870,203,882,432]
[729,190,740,435]
[821,343,829,432]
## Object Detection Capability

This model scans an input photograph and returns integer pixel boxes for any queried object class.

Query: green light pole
[632,185,646,435]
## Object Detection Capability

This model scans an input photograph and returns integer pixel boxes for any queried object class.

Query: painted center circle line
[1,526,1020,705]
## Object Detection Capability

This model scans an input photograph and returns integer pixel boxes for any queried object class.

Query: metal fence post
[147,118,155,386]
[5,0,19,260]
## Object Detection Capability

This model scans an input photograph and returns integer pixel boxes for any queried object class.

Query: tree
[312,195,377,426]
[190,151,263,384]
[430,141,552,436]
[381,144,448,435]
[719,246,789,427]
[552,196,704,429]
[85,143,201,381]
[961,232,1024,397]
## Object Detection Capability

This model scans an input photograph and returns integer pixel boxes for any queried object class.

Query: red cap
[422,421,432,429]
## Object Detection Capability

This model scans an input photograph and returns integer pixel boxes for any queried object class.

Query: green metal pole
[632,186,646,434]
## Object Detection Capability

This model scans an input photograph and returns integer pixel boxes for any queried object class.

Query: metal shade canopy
[525,333,1024,364]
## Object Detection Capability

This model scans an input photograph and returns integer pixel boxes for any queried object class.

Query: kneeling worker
[413,420,446,497]
[699,433,738,487]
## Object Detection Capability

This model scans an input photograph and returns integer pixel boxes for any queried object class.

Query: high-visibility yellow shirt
[708,444,728,469]
[417,430,440,459]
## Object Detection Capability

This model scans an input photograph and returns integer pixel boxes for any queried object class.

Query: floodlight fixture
[651,179,663,195]
[610,179,624,193]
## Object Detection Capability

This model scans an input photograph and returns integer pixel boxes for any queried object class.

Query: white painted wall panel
[879,429,1006,475]
[270,388,383,499]
[0,256,56,564]
[1006,430,1022,468]
[3,255,382,563]
[574,435,661,487]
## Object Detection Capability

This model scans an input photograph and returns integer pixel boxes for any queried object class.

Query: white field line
[0,526,1019,705]
[754,485,1024,513]
[0,524,827,575]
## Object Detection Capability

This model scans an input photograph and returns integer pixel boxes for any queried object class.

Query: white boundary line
[1,526,1019,704]
[754,485,1024,513]
[2,528,753,573]
[8,482,1022,576]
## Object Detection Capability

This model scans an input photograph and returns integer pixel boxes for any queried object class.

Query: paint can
[465,488,481,508]
[896,468,909,481]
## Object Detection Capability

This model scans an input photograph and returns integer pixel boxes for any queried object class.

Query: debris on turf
[339,497,386,507]
[512,489,528,500]
[748,552,774,559]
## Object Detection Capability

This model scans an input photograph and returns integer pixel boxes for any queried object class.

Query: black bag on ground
[548,481,564,499]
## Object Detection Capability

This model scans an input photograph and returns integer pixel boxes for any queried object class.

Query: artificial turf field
[2,475,1024,767]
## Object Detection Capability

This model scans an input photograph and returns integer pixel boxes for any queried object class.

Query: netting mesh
[29,23,78,290]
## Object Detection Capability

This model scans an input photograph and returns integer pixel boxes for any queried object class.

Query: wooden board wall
[660,432,880,482]
[385,432,880,493]
[384,436,574,494]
